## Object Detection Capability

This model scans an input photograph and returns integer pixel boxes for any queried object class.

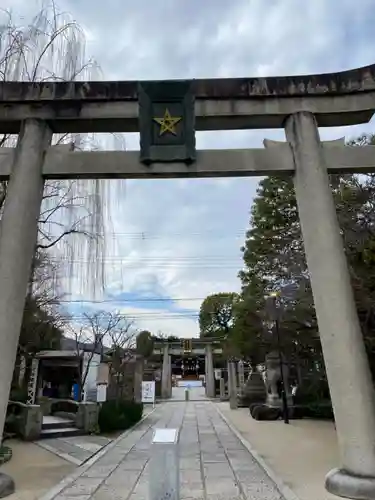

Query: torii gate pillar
[285,111,375,500]
[0,119,51,497]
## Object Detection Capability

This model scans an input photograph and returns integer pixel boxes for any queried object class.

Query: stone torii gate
[1,65,375,498]
[152,338,222,399]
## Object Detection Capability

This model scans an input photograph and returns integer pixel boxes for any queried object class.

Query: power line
[65,313,199,318]
[58,265,242,270]
[50,255,243,261]
[57,313,200,323]
[59,297,206,303]
[21,306,202,319]
[49,258,244,269]
[92,230,248,240]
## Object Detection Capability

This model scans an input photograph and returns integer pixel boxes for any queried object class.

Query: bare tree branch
[66,310,135,400]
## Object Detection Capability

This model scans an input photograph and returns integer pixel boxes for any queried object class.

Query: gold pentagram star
[153,108,181,136]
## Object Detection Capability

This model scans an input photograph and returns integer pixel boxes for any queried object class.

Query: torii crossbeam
[0,140,375,179]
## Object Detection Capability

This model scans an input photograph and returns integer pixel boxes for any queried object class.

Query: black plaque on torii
[138,80,196,165]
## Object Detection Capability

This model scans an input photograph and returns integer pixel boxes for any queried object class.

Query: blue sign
[72,383,80,401]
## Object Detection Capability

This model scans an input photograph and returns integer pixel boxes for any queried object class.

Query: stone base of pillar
[229,396,238,410]
[161,388,171,399]
[229,391,238,410]
[325,467,375,500]
[0,473,15,498]
[219,378,227,401]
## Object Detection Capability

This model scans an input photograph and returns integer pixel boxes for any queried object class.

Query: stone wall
[6,401,42,440]
[76,402,99,432]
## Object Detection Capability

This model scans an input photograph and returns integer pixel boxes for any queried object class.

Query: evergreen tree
[199,293,239,338]
[234,134,375,379]
[235,176,318,368]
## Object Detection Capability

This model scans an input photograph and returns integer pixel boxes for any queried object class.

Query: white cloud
[6,0,375,337]
[116,305,199,339]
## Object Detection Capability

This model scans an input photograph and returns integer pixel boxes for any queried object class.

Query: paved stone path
[36,435,112,466]
[44,402,285,500]
[170,386,207,401]
[36,407,155,466]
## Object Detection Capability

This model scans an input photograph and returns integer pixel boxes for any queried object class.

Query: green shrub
[293,378,331,405]
[9,387,28,403]
[305,402,334,420]
[4,413,18,436]
[0,446,12,465]
[5,402,24,437]
[293,378,334,420]
[98,400,143,433]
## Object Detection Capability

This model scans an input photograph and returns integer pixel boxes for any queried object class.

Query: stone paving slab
[36,409,156,467]
[36,435,112,465]
[40,402,286,500]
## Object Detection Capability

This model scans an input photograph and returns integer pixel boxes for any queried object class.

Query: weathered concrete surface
[40,401,287,500]
[0,120,51,447]
[217,403,338,500]
[1,439,74,500]
[1,144,375,181]
[1,95,373,134]
[2,63,375,101]
[286,112,375,499]
[1,64,375,133]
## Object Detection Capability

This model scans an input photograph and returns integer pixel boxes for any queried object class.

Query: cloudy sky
[7,0,375,338]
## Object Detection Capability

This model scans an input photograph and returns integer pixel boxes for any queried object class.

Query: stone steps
[42,419,76,431]
[40,416,86,439]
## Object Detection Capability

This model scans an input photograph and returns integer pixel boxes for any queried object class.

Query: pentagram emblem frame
[138,80,196,165]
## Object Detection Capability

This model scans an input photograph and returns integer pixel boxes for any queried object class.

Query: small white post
[149,428,180,500]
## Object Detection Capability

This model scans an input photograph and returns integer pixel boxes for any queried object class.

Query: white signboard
[96,383,107,403]
[214,369,222,380]
[142,381,156,405]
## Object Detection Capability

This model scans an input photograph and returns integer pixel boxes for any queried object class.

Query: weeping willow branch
[37,228,94,250]
[0,0,127,301]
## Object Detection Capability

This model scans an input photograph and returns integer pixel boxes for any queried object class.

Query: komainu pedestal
[0,473,15,498]
[237,371,266,408]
